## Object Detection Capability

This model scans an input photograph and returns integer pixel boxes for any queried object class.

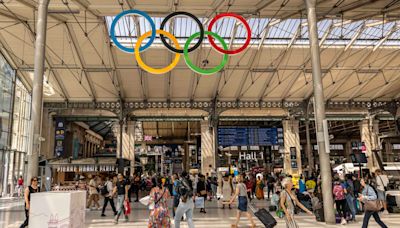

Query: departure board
[218,127,279,146]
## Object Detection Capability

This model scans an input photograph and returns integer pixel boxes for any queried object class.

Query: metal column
[27,0,50,183]
[305,119,314,173]
[118,119,124,174]
[305,0,335,224]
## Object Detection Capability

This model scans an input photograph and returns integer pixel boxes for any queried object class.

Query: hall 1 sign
[239,152,264,161]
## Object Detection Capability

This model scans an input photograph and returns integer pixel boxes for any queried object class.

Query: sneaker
[341,218,347,225]
[101,214,106,217]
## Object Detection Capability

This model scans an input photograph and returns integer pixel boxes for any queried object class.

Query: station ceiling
[0,0,400,104]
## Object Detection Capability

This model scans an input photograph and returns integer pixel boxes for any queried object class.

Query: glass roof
[106,15,400,48]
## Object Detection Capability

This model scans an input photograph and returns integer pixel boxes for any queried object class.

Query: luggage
[269,205,277,212]
[315,208,325,222]
[249,204,277,228]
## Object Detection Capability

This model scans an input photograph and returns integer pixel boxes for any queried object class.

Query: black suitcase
[249,204,277,228]
[315,208,325,222]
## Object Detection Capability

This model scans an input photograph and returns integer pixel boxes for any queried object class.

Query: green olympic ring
[183,31,229,75]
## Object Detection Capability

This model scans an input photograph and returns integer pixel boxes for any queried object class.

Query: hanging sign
[54,118,65,157]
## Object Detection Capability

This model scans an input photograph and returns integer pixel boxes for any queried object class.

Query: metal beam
[65,23,96,100]
[235,22,273,100]
[102,20,124,99]
[344,22,366,51]
[319,22,334,47]
[370,52,400,99]
[373,23,398,52]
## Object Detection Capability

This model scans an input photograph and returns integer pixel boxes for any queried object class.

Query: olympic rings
[111,10,251,75]
[110,10,156,53]
[207,13,251,55]
[160,12,204,54]
[135,30,181,75]
[184,31,228,75]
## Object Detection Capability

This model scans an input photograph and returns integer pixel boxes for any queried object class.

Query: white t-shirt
[376,174,389,192]
[89,179,98,195]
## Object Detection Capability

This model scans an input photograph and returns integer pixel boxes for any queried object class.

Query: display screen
[218,127,280,146]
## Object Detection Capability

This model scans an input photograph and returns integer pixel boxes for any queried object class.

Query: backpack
[178,178,193,203]
[333,185,345,200]
[100,181,109,196]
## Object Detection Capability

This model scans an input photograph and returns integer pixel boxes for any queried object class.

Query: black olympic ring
[160,11,204,54]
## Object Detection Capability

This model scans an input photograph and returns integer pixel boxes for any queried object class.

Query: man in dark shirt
[112,173,130,224]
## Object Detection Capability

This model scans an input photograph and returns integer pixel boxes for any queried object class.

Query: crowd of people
[19,167,392,228]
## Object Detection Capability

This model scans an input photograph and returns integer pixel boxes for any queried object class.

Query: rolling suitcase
[249,203,277,228]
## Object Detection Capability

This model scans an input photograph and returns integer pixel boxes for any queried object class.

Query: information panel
[218,127,279,146]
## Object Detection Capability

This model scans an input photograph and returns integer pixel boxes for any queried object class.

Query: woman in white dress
[221,175,233,209]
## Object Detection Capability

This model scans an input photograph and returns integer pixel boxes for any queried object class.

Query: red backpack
[333,184,345,200]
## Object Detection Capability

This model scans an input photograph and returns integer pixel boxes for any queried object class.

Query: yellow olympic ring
[135,30,181,75]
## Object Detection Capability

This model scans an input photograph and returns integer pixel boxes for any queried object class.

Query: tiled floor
[1,197,399,227]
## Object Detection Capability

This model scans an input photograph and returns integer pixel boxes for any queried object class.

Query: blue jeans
[115,195,128,221]
[346,194,356,220]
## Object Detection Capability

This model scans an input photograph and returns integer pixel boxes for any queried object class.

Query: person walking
[172,173,181,217]
[344,174,356,222]
[221,175,233,209]
[228,174,256,228]
[17,176,24,198]
[101,176,117,217]
[375,169,389,215]
[267,174,275,199]
[359,178,388,228]
[333,179,347,225]
[132,174,141,202]
[174,171,194,228]
[255,175,265,200]
[112,174,130,224]
[280,177,313,228]
[20,177,40,228]
[87,175,101,210]
[196,174,207,213]
[148,176,171,228]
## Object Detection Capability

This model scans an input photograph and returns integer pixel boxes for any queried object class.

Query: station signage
[239,151,264,161]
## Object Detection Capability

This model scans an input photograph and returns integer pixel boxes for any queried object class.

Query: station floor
[1,197,400,228]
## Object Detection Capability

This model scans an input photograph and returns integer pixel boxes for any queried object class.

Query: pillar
[115,121,135,175]
[201,120,215,174]
[345,141,352,162]
[282,119,302,175]
[360,119,380,171]
[305,0,335,223]
[305,120,314,173]
[384,139,394,162]
[27,0,50,184]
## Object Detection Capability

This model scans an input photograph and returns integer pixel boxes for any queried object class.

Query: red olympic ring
[207,13,251,55]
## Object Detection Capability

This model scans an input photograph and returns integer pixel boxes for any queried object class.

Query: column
[27,0,50,183]
[201,120,215,174]
[360,119,380,170]
[344,141,352,162]
[115,121,135,175]
[305,0,335,223]
[282,119,302,175]
[305,120,314,172]
[384,139,394,162]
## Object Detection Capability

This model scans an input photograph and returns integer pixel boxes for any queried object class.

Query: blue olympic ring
[110,10,156,53]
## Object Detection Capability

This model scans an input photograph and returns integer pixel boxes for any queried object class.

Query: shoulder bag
[364,187,384,212]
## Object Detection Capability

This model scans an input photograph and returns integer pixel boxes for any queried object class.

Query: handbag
[364,200,383,212]
[364,187,383,212]
[195,197,205,208]
[124,199,131,215]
